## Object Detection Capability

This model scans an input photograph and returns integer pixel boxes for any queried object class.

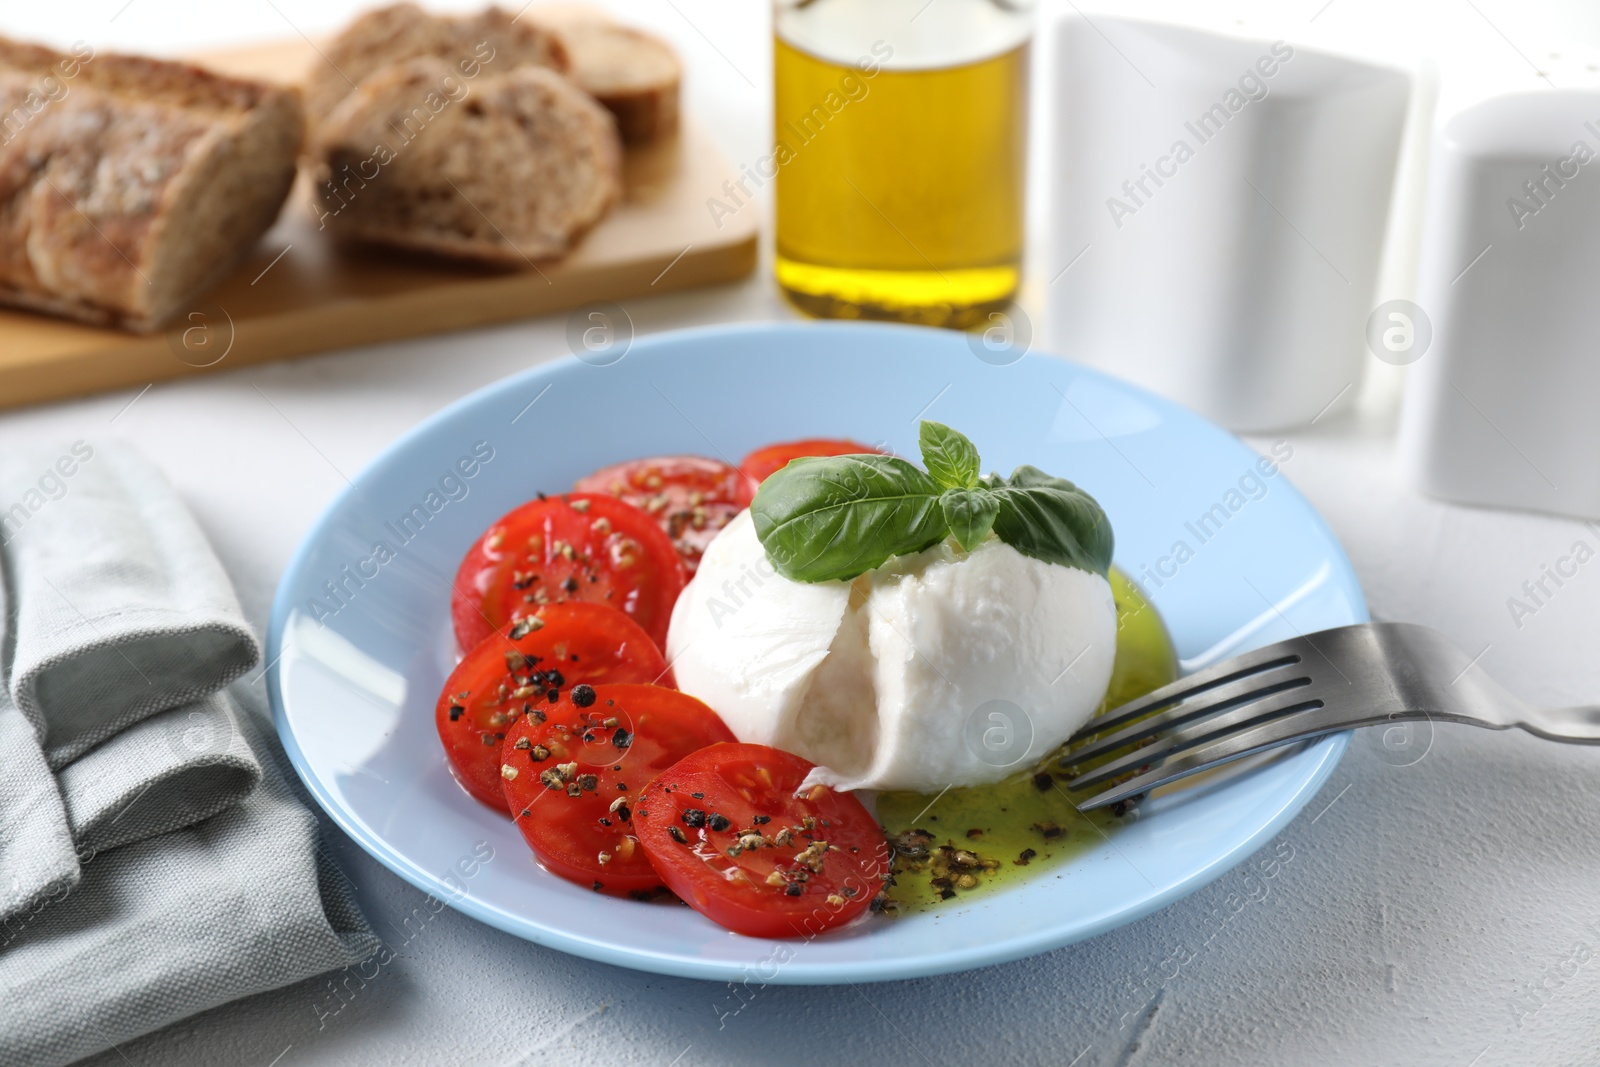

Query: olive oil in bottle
[773,0,1032,328]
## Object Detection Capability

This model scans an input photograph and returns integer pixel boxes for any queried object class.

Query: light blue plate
[269,321,1366,984]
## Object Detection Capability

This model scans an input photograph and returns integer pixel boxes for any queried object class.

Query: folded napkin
[0,690,380,1066]
[58,691,260,856]
[0,684,75,925]
[0,442,264,919]
[0,441,379,1065]
[4,442,258,767]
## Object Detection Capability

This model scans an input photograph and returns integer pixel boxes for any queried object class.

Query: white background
[8,2,1600,1065]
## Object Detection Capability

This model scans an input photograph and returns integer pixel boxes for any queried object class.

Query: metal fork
[1063,622,1600,811]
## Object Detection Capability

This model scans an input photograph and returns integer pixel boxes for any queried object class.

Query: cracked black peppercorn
[1109,793,1146,818]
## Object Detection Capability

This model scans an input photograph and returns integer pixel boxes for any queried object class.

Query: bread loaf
[311,59,620,264]
[0,38,303,332]
[305,3,567,129]
[525,7,681,144]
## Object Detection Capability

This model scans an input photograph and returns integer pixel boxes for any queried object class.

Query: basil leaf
[751,431,1116,585]
[751,455,947,582]
[986,465,1114,576]
[919,420,981,490]
[940,487,1000,552]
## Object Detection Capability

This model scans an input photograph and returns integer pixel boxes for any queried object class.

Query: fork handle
[1518,705,1600,744]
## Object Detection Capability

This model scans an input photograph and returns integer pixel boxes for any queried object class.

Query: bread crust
[524,9,681,144]
[0,38,304,332]
[305,3,568,130]
[311,60,620,265]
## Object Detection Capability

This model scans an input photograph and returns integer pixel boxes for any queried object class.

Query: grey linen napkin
[57,692,260,856]
[0,440,379,1064]
[0,691,381,1067]
[0,683,76,927]
[3,441,258,767]
[0,443,265,920]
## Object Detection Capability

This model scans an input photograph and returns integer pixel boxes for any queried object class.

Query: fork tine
[1071,703,1341,811]
[1068,646,1304,742]
[1065,687,1323,791]
[1067,666,1312,766]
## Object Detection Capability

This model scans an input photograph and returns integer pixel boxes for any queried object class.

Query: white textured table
[9,3,1600,1065]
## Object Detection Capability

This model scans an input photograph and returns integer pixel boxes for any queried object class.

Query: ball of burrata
[665,511,1117,793]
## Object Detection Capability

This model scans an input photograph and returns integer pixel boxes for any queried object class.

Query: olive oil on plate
[772,22,1028,327]
[876,569,1179,912]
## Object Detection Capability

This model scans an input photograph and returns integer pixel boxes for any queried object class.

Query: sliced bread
[305,3,568,129]
[0,37,303,332]
[524,6,681,144]
[311,58,621,264]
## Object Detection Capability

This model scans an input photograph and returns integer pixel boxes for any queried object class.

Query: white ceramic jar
[1046,15,1412,432]
[1401,90,1600,519]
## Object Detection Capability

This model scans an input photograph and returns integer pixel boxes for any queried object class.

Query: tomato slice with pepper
[634,744,889,937]
[573,456,742,573]
[435,603,672,811]
[735,439,883,507]
[500,683,736,897]
[452,493,686,653]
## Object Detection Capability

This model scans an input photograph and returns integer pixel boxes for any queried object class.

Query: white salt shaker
[1401,90,1600,519]
[1046,15,1412,432]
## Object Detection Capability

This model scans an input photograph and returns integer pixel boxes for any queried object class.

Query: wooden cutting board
[0,39,759,412]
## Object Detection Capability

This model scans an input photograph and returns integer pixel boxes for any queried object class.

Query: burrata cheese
[665,510,1116,793]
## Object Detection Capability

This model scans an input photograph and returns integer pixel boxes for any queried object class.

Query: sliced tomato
[436,603,672,811]
[452,493,686,653]
[735,439,883,506]
[634,744,889,937]
[573,456,742,573]
[500,683,736,897]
